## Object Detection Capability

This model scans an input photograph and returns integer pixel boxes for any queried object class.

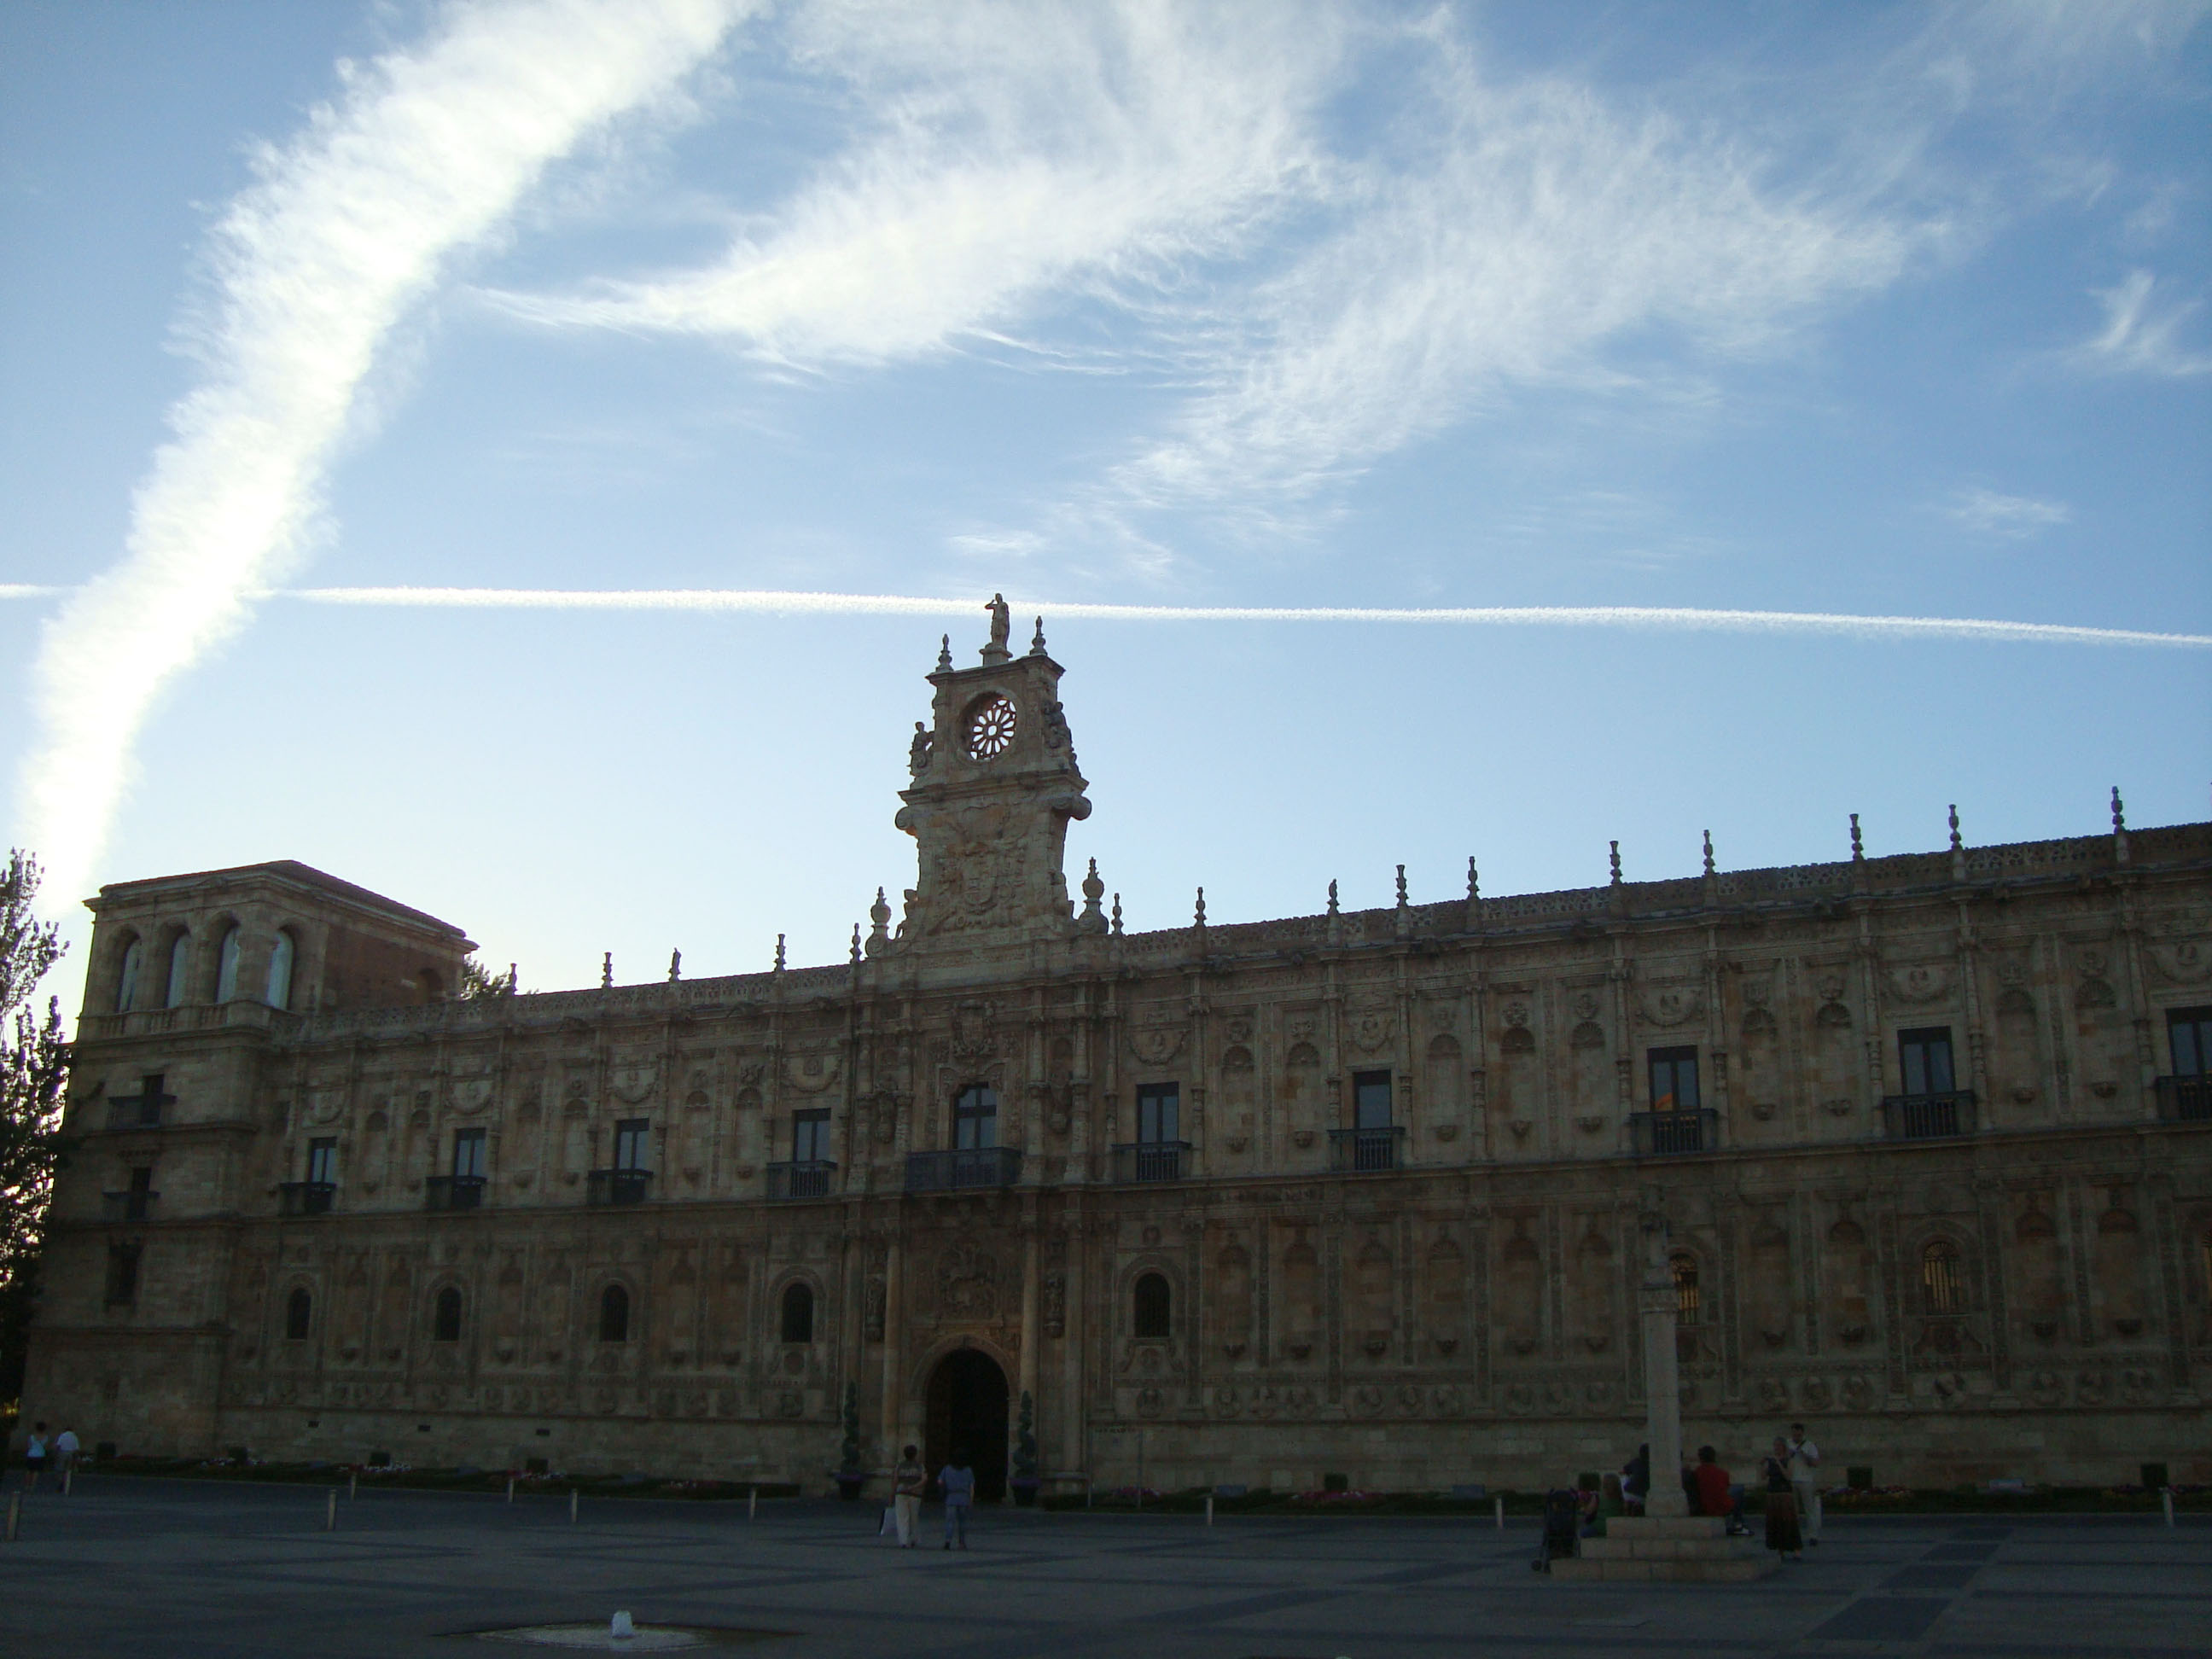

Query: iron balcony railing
[586,1168,654,1207]
[765,1160,837,1200]
[424,1174,488,1213]
[106,1098,167,1131]
[2154,1076,2210,1122]
[905,1147,1022,1193]
[1628,1108,1718,1157]
[101,1190,159,1224]
[1109,1141,1192,1185]
[278,1180,335,1217]
[1881,1091,1976,1141]
[1328,1126,1406,1173]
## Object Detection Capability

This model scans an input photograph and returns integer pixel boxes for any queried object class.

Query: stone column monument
[1638,1200,1689,1519]
[1551,1193,1775,1580]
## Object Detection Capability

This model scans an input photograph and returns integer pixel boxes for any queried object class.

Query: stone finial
[1327,878,1340,916]
[850,924,862,967]
[1029,615,1047,655]
[1948,804,1966,882]
[1850,812,1864,862]
[1702,830,1714,877]
[1395,864,1409,906]
[1194,887,1207,928]
[1079,857,1106,931]
[601,952,613,990]
[774,933,787,972]
[668,949,682,983]
[506,963,518,994]
[935,633,952,672]
[1610,841,1623,886]
[1466,856,1479,901]
[868,886,892,953]
[1110,893,1123,936]
[2110,785,2125,833]
[1948,804,1962,852]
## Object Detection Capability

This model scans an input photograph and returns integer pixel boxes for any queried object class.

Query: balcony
[424,1174,488,1213]
[586,1168,653,1207]
[1109,1141,1192,1185]
[106,1098,167,1132]
[278,1181,335,1217]
[905,1147,1022,1193]
[1628,1109,1718,1157]
[101,1190,159,1224]
[1881,1091,1976,1141]
[2154,1076,2210,1122]
[765,1160,837,1200]
[1328,1126,1406,1173]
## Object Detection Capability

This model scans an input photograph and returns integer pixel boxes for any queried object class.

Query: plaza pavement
[0,1476,2204,1657]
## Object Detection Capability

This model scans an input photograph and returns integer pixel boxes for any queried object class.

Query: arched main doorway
[924,1348,1010,1502]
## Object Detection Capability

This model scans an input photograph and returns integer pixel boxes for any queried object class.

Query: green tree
[459,955,516,999]
[0,851,69,1410]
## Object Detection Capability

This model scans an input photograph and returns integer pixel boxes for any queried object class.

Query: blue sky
[2,0,2208,998]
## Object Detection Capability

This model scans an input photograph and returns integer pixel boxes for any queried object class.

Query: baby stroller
[1532,1489,1580,1572]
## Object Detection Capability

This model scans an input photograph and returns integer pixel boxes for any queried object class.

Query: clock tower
[881,596,1097,952]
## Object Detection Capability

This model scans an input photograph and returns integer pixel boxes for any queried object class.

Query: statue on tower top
[982,592,1012,663]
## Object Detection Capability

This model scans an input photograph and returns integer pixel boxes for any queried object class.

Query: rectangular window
[2170,1007,2212,1076]
[131,1073,167,1127]
[1353,1070,1393,1129]
[451,1127,487,1179]
[953,1086,998,1150]
[1648,1047,1700,1113]
[1136,1083,1179,1144]
[307,1138,337,1185]
[614,1119,651,1171]
[105,1241,142,1306]
[792,1109,830,1164]
[1900,1027,1956,1096]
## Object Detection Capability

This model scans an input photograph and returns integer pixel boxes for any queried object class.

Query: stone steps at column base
[1551,1554,1778,1583]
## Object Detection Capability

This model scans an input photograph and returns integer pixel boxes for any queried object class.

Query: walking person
[52,1426,79,1491]
[940,1450,975,1550]
[1762,1436,1802,1559]
[893,1444,925,1548]
[1787,1422,1824,1547]
[21,1422,49,1493]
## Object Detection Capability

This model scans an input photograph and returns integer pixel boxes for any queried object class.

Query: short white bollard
[6,1492,20,1543]
[1206,1494,1214,1528]
[325,1489,337,1531]
[610,1611,636,1641]
[1494,1497,1504,1530]
[349,1472,358,1500]
[62,1468,72,1497]
[569,1489,579,1523]
[748,1486,757,1520]
[2165,1487,2176,1528]
[506,1477,515,1505]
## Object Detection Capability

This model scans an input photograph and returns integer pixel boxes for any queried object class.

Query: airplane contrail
[272,585,2212,648]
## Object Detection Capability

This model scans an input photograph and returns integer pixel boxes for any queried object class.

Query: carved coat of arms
[936,1241,998,1320]
[608,1057,659,1103]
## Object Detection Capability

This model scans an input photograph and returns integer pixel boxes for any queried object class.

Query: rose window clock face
[964,694,1017,760]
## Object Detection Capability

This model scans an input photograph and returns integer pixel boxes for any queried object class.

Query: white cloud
[1942,486,2073,538]
[15,0,751,910]
[2073,269,2212,377]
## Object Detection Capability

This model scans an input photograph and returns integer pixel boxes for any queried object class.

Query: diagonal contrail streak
[276,585,2212,649]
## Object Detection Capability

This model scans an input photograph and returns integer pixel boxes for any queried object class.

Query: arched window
[164,933,190,1009]
[285,1287,312,1341]
[1921,1240,1965,1315]
[265,928,295,1010]
[953,1085,998,1150]
[1671,1253,1702,1325]
[599,1284,631,1343]
[433,1285,463,1343]
[780,1281,814,1344]
[114,936,143,1012]
[1133,1272,1172,1339]
[215,925,242,1002]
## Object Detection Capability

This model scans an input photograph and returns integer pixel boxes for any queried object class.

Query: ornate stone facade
[26,613,2212,1493]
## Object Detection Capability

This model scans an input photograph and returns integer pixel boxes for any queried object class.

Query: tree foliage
[0,852,69,1406]
[459,954,516,999]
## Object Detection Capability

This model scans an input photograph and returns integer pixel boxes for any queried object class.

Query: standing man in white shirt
[1787,1422,1823,1546]
[52,1426,80,1490]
